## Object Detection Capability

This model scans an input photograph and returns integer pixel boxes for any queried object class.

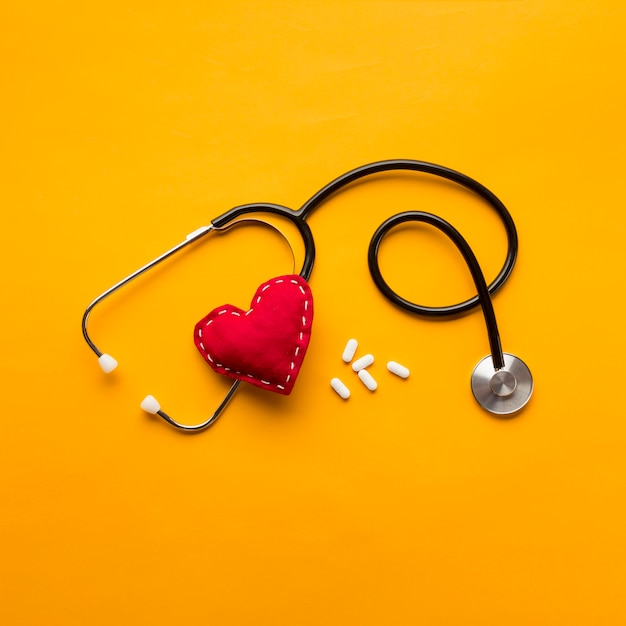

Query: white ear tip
[140,395,161,414]
[98,353,118,373]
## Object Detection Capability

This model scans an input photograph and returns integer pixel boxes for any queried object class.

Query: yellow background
[2,1,625,624]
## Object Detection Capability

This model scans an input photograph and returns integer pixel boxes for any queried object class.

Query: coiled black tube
[368,211,505,370]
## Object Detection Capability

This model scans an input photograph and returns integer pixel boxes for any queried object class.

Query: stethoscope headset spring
[82,159,533,431]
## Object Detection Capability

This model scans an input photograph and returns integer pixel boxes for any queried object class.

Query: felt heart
[194,275,313,395]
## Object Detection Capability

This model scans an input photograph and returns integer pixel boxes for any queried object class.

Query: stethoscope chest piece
[471,353,533,416]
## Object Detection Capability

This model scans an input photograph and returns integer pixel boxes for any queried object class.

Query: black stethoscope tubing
[368,211,505,370]
[213,159,517,320]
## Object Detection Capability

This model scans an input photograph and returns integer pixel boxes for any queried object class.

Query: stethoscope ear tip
[98,353,119,374]
[471,353,533,416]
[140,395,161,415]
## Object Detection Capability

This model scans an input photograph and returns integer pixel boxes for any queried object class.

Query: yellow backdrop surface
[2,1,626,624]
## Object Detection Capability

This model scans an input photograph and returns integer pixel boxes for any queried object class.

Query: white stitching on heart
[196,276,311,393]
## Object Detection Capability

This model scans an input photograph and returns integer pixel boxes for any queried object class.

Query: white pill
[358,369,378,391]
[331,377,350,399]
[342,338,359,363]
[387,361,410,379]
[352,354,374,372]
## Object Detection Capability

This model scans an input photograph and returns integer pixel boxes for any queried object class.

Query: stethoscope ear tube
[81,216,301,432]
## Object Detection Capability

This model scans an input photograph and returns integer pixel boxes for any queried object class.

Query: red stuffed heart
[194,275,313,395]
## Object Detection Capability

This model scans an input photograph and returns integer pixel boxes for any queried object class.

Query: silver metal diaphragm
[471,353,533,416]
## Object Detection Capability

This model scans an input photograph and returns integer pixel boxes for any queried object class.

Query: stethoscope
[82,159,533,431]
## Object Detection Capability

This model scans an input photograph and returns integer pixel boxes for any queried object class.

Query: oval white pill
[387,361,410,379]
[342,338,358,363]
[352,354,374,372]
[331,377,350,399]
[358,369,378,391]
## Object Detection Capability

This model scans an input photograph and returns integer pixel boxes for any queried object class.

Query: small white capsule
[358,369,378,391]
[387,361,410,379]
[352,354,374,372]
[330,377,351,399]
[342,338,359,363]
